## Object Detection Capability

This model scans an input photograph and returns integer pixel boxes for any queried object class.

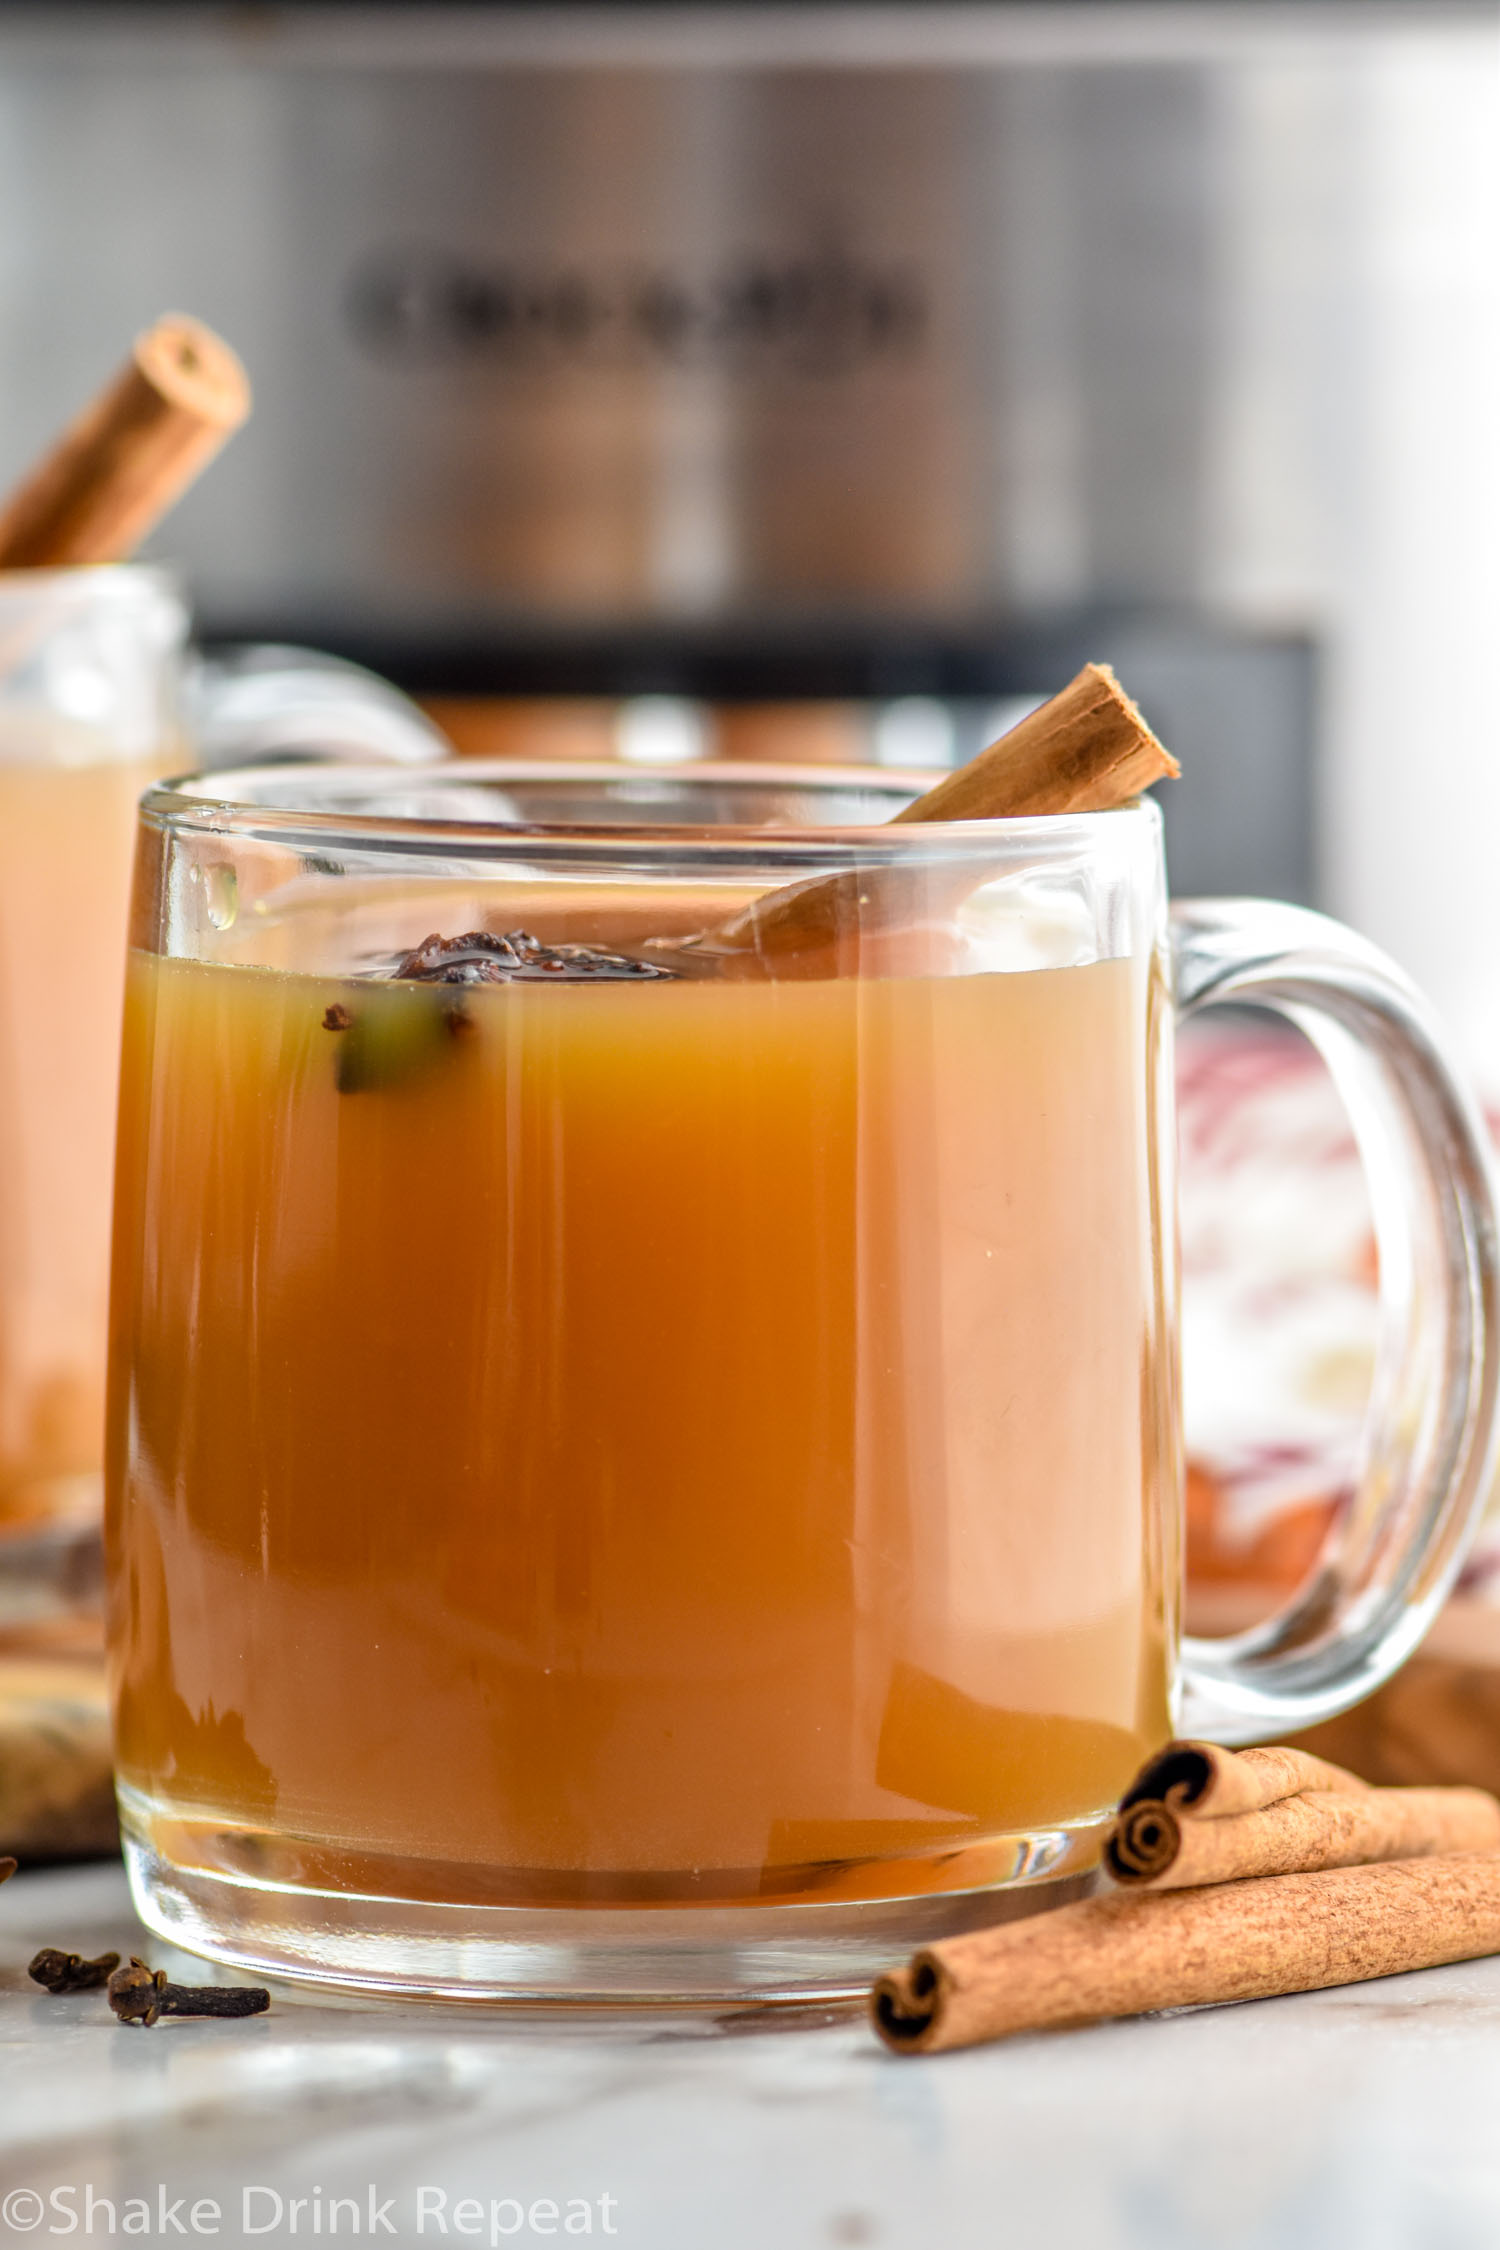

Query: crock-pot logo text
[349,246,926,378]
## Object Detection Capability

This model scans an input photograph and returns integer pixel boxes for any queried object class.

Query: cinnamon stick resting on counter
[871,1740,1500,2054]
[1110,1755,1493,1881]
[1105,1737,1500,1888]
[1111,1781,1500,1890]
[1120,1738,1369,1820]
[872,1855,1500,2056]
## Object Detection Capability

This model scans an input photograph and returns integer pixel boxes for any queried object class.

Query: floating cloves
[106,1956,270,2029]
[28,1947,121,1994]
[321,927,675,1096]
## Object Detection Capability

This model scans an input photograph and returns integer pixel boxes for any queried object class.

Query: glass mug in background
[0,565,445,1619]
[105,766,1499,2001]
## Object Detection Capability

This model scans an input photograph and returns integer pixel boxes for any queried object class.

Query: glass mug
[105,764,1499,2001]
[0,565,446,1626]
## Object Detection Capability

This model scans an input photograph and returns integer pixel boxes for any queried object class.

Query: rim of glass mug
[0,556,185,612]
[141,754,1162,863]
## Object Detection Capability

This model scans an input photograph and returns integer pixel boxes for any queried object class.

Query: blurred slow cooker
[0,1,1491,929]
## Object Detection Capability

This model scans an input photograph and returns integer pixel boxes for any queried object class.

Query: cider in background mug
[0,565,443,1618]
[105,764,1499,2000]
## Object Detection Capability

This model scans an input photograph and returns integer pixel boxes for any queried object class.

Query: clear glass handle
[182,643,451,769]
[1173,897,1500,1742]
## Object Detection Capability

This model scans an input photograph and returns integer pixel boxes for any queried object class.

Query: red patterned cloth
[1177,1016,1500,1598]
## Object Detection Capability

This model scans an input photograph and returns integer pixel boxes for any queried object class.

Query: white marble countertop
[4,1862,1500,2248]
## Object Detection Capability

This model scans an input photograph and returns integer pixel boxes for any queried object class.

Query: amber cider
[0,747,159,1530]
[108,915,1175,1907]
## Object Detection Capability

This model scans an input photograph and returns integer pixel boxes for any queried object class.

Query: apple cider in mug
[0,745,165,1532]
[108,893,1175,1909]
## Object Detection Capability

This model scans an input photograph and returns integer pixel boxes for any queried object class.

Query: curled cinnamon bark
[1106,1739,1497,1887]
[1109,1784,1500,1890]
[1119,1739,1369,1821]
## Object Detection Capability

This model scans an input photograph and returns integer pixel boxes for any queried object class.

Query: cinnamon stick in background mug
[0,313,250,570]
[0,310,431,1696]
[0,314,251,1586]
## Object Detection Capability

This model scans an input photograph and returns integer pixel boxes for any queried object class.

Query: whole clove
[106,1956,270,2028]
[28,1947,120,1994]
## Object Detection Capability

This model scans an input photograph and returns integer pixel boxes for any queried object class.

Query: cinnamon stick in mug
[872,1854,1500,2056]
[673,663,1178,963]
[888,662,1177,823]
